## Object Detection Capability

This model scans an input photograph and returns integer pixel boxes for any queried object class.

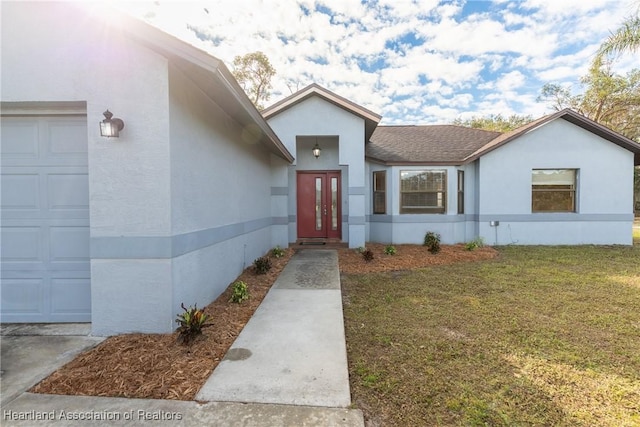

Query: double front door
[297,171,341,239]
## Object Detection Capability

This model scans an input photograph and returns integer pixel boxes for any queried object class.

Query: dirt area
[31,244,497,401]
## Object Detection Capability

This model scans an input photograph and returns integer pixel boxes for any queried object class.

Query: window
[532,169,577,212]
[400,170,446,214]
[457,170,464,214]
[373,171,386,214]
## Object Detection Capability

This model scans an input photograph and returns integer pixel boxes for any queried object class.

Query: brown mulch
[30,248,295,401]
[31,243,497,401]
[337,243,498,274]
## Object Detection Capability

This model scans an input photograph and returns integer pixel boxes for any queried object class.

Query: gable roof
[367,109,640,166]
[366,125,501,165]
[262,83,382,142]
[81,4,294,162]
[464,108,640,165]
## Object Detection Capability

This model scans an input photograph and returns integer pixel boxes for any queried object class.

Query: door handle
[323,207,327,215]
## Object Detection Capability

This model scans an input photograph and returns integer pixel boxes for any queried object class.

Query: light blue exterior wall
[267,96,366,248]
[167,65,274,333]
[1,2,281,334]
[366,118,635,246]
[366,163,478,244]
[477,119,634,245]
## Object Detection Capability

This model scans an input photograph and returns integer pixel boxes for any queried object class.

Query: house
[2,2,639,335]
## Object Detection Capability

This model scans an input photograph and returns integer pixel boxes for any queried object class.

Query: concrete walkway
[1,250,364,426]
[196,250,350,407]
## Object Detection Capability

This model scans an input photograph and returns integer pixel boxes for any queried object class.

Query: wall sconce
[312,139,321,159]
[99,110,125,138]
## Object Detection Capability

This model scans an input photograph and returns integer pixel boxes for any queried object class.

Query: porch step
[293,239,348,250]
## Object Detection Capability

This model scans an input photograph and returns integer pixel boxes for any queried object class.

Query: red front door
[297,171,341,239]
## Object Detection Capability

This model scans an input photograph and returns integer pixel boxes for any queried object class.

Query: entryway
[296,171,341,240]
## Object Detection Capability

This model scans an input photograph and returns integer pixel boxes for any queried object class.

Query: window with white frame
[531,169,577,212]
[400,170,447,214]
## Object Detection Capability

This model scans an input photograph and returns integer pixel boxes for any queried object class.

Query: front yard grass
[342,245,640,426]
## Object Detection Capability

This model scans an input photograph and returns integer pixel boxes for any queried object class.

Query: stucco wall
[477,119,634,245]
[167,65,274,323]
[1,2,278,334]
[366,163,476,244]
[1,2,177,335]
[267,96,366,247]
[271,154,291,248]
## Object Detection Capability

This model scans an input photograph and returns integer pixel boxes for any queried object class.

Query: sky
[114,0,639,125]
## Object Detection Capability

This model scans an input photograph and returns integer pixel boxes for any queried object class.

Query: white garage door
[1,114,91,322]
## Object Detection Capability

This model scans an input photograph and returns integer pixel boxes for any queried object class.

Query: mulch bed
[30,248,295,401]
[30,243,497,401]
[337,243,498,274]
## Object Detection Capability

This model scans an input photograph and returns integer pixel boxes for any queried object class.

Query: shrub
[356,246,366,253]
[253,256,272,274]
[230,281,249,303]
[384,245,397,255]
[175,303,209,345]
[424,231,441,254]
[271,246,286,258]
[465,237,485,251]
[362,249,375,262]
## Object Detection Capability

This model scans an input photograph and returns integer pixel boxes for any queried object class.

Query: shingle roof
[367,125,501,165]
[367,109,640,165]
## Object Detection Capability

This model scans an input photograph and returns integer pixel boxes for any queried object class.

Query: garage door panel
[51,278,91,314]
[1,114,90,323]
[1,173,40,210]
[1,279,44,315]
[0,119,39,157]
[1,226,42,262]
[47,120,88,155]
[47,173,89,210]
[50,226,90,262]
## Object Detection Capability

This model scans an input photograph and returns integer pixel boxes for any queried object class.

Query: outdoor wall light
[99,110,125,138]
[312,140,321,158]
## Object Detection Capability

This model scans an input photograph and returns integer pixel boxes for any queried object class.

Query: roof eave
[463,109,640,164]
[365,156,463,166]
[97,6,294,163]
[263,84,382,142]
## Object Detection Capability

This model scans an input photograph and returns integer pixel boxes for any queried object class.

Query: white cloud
[115,0,636,124]
[495,70,526,92]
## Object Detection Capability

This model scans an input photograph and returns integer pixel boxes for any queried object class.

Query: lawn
[342,245,640,426]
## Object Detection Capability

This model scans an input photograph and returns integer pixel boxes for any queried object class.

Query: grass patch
[342,245,640,426]
[633,226,640,245]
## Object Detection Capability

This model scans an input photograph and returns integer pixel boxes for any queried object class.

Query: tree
[452,114,534,132]
[594,13,640,64]
[537,62,640,142]
[231,52,275,110]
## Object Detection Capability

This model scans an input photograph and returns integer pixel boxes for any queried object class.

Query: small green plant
[424,231,441,254]
[271,246,286,258]
[465,237,485,251]
[175,303,209,345]
[362,248,375,262]
[356,246,366,253]
[253,256,272,274]
[384,245,397,255]
[230,281,249,303]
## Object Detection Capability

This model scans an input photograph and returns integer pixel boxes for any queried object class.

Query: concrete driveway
[0,323,103,407]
